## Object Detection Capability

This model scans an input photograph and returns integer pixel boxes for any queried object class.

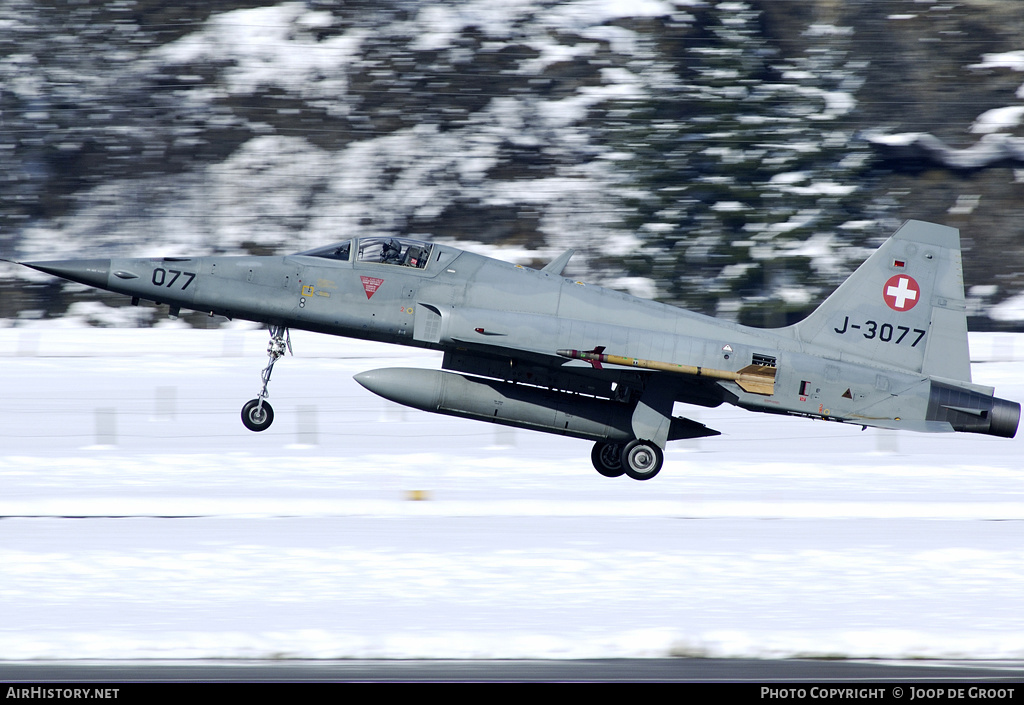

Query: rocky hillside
[3,0,1024,329]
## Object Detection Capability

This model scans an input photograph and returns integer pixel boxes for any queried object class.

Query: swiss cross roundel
[883,274,920,311]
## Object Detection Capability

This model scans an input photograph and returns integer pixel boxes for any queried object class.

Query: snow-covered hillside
[4,1,1024,326]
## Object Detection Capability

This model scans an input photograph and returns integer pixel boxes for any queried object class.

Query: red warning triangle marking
[360,276,384,299]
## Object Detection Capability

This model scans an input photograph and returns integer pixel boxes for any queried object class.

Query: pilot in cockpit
[381,238,403,264]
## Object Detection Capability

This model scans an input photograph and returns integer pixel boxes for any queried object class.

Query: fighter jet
[18,220,1019,480]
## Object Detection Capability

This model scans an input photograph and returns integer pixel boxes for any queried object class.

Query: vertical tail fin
[790,220,971,381]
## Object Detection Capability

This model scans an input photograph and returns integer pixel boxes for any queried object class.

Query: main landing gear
[241,324,290,432]
[591,440,664,481]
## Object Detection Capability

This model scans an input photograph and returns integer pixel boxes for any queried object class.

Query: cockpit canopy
[296,237,433,269]
[297,242,351,261]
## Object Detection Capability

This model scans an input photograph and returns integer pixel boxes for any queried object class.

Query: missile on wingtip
[556,348,776,396]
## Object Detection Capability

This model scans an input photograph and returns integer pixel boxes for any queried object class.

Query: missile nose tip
[21,259,112,289]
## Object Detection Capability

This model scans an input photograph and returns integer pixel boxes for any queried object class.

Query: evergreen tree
[598,1,873,325]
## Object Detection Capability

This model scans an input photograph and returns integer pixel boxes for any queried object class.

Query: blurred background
[3,0,1024,329]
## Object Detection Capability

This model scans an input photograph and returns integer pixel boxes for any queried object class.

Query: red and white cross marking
[883,274,920,311]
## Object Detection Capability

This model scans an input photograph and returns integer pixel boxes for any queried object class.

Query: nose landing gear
[241,398,274,432]
[241,325,290,432]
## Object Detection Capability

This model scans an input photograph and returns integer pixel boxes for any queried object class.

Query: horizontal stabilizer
[669,416,721,441]
[856,419,956,433]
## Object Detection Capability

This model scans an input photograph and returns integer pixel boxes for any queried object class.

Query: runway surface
[3,658,1024,683]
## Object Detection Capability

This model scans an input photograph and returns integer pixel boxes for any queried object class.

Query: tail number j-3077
[833,316,926,346]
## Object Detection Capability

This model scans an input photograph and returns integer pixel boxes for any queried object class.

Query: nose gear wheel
[241,325,290,432]
[241,398,274,432]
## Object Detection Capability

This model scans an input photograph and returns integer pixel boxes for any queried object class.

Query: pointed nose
[354,368,444,412]
[21,259,112,289]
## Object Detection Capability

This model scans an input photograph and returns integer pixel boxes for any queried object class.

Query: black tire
[591,442,625,478]
[241,399,274,432]
[621,439,663,481]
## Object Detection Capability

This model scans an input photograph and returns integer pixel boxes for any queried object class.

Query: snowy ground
[1,326,1023,660]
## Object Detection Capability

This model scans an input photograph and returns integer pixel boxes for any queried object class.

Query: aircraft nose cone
[21,259,112,289]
